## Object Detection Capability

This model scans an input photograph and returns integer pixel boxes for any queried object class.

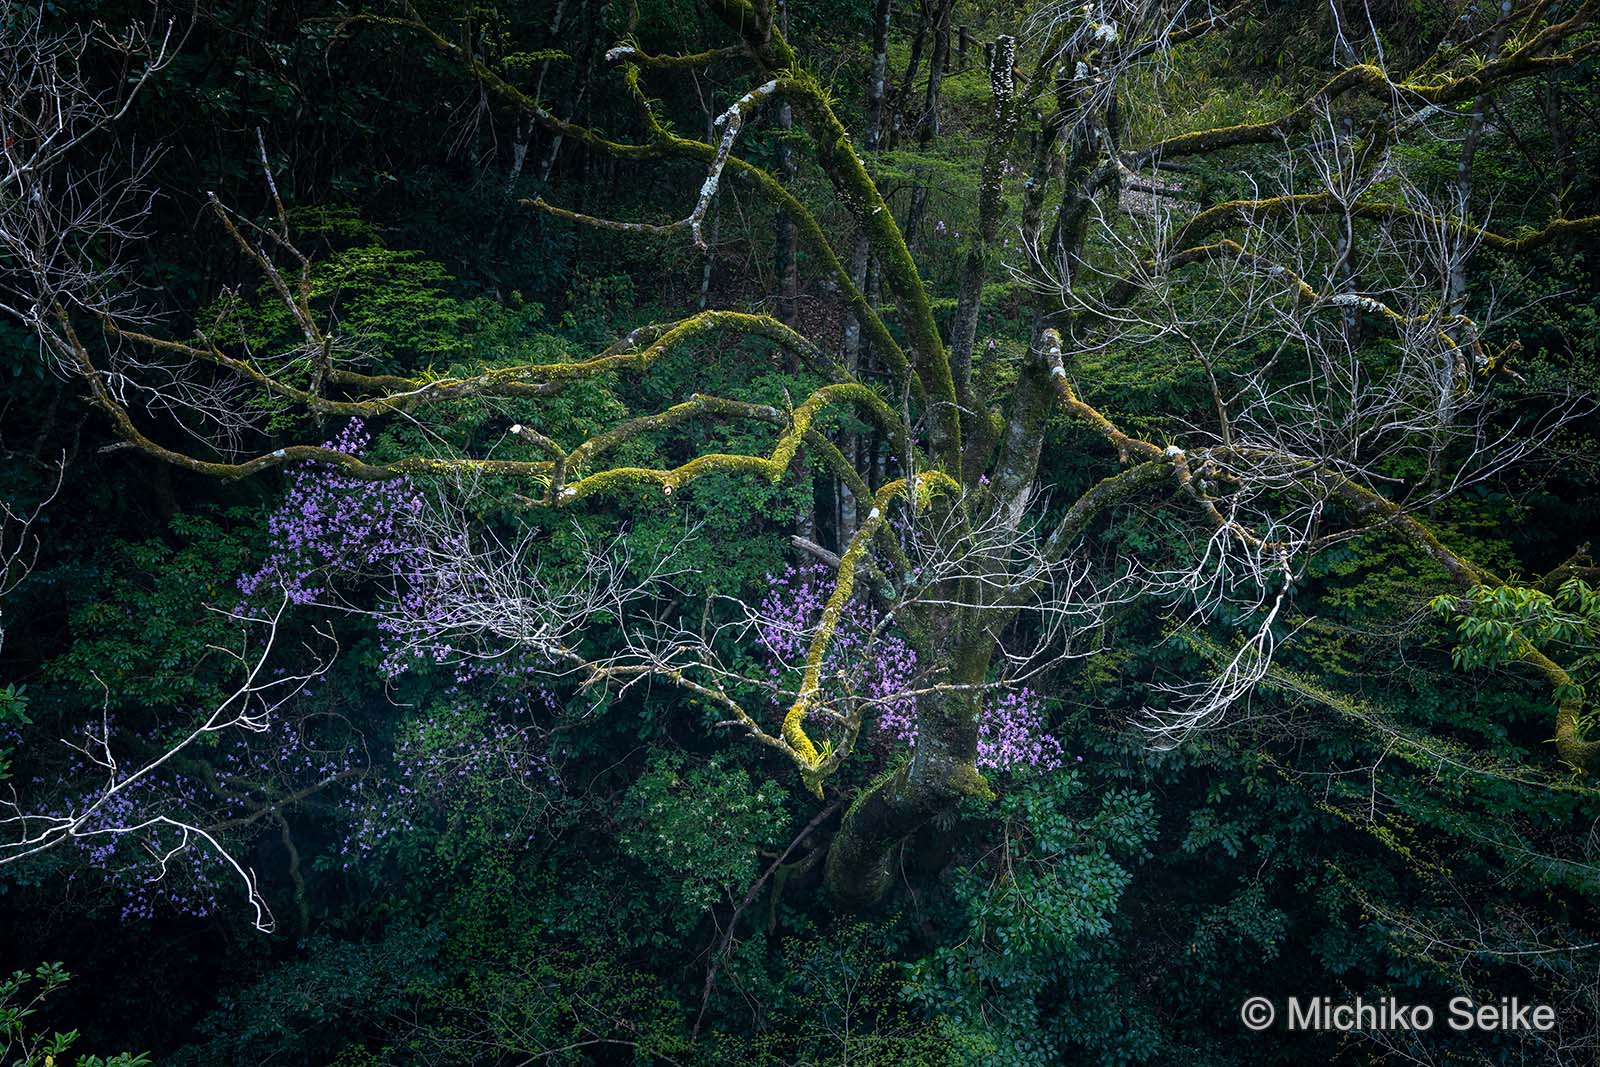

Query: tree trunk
[887,1,930,150]
[774,0,799,334]
[825,628,992,906]
[825,324,1067,907]
[866,0,892,153]
[511,0,567,192]
[918,1,955,142]
[539,0,603,181]
[951,36,1018,452]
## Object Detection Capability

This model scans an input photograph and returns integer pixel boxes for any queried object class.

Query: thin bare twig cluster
[0,597,336,933]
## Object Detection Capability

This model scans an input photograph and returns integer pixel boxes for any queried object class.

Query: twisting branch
[527,79,780,251]
[13,0,1600,920]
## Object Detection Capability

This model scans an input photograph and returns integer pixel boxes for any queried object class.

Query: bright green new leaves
[1434,578,1600,708]
[0,964,150,1067]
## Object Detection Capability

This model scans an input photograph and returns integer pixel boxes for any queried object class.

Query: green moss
[947,761,995,803]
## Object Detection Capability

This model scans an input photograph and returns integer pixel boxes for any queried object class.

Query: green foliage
[40,512,258,713]
[206,241,536,415]
[0,683,26,782]
[618,752,792,927]
[0,964,150,1067]
[4,2,1600,1064]
[742,922,974,1066]
[906,771,1161,1066]
[1436,578,1600,708]
[1437,579,1600,668]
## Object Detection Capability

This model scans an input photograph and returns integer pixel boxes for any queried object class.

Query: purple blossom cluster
[373,536,488,677]
[237,418,426,606]
[758,565,1065,772]
[978,688,1064,771]
[877,684,1063,772]
[73,772,234,922]
[233,418,475,676]
[758,564,919,731]
[229,421,569,870]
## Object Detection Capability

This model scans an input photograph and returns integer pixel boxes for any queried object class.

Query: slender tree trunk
[838,231,869,542]
[1327,0,1363,348]
[866,0,892,153]
[951,36,1019,459]
[506,117,531,193]
[774,0,799,335]
[887,0,931,150]
[837,0,892,543]
[901,0,953,258]
[540,0,603,181]
[1450,0,1515,315]
[1545,78,1578,217]
[699,107,720,309]
[509,0,568,192]
[917,0,955,142]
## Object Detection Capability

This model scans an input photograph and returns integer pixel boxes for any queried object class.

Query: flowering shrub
[225,423,570,904]
[74,773,237,923]
[237,418,426,606]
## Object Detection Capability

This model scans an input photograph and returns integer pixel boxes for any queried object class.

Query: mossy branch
[1126,10,1600,166]
[701,4,963,471]
[551,384,903,504]
[782,472,960,794]
[350,11,915,392]
[1037,329,1165,465]
[1173,193,1600,256]
[1320,471,1599,771]
[106,309,854,426]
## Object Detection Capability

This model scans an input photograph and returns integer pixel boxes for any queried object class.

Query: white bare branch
[0,595,336,933]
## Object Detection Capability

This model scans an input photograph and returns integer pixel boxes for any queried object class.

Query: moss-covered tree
[11,0,1600,910]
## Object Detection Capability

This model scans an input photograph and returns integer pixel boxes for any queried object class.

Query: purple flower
[757,566,1064,772]
[238,418,426,610]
